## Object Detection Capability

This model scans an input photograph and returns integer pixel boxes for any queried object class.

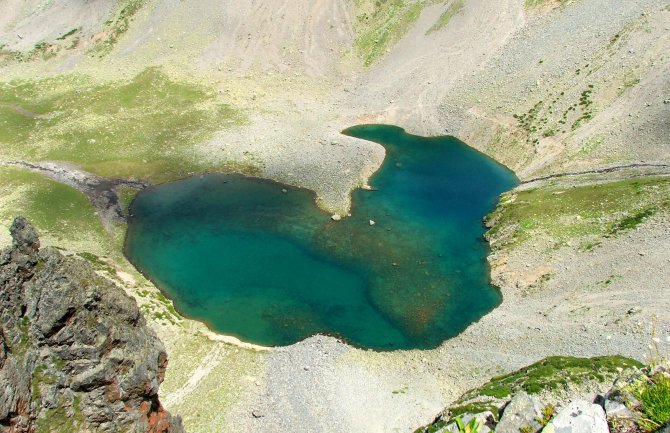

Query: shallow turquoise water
[125,125,518,350]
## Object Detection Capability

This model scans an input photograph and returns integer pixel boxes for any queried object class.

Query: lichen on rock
[0,216,184,432]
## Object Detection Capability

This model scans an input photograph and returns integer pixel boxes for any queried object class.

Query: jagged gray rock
[602,399,632,420]
[0,217,184,433]
[542,400,608,433]
[496,392,545,433]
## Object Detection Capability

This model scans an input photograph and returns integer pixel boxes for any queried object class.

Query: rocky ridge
[0,217,183,433]
[417,355,670,433]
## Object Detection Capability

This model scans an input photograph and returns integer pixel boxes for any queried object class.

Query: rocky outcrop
[414,355,670,433]
[496,393,545,433]
[543,400,608,433]
[0,217,183,433]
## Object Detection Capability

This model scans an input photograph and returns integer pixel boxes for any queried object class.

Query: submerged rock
[0,217,184,432]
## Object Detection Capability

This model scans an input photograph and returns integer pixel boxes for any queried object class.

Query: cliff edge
[0,217,184,433]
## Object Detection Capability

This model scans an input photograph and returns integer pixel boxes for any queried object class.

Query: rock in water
[0,217,184,433]
[542,400,608,433]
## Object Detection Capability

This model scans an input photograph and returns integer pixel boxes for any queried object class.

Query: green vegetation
[455,416,483,433]
[0,67,246,182]
[76,252,117,277]
[459,356,642,401]
[427,0,465,34]
[486,177,670,249]
[449,402,500,419]
[35,398,84,433]
[634,375,670,432]
[622,69,641,90]
[514,83,596,143]
[537,403,555,426]
[56,28,80,41]
[414,419,447,433]
[117,185,140,214]
[0,166,110,252]
[137,288,181,325]
[354,0,432,66]
[392,385,409,394]
[90,0,147,56]
[524,0,569,9]
[7,315,32,358]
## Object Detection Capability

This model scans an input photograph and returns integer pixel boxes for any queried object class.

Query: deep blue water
[125,125,518,350]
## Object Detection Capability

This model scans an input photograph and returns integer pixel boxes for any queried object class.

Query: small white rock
[331,214,341,221]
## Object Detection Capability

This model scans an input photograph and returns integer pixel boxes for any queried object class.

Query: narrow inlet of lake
[124,125,519,350]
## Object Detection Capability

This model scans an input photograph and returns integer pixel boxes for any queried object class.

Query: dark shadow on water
[124,125,519,350]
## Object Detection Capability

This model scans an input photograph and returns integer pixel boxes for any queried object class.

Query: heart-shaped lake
[124,125,518,350]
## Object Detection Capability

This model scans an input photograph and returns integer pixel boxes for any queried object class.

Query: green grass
[427,0,465,34]
[486,177,670,249]
[116,185,141,214]
[459,356,642,401]
[417,356,638,433]
[56,28,79,41]
[354,0,430,66]
[449,402,501,419]
[0,166,110,252]
[635,375,670,432]
[0,67,246,182]
[89,0,148,56]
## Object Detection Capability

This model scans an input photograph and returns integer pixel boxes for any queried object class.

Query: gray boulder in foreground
[543,400,608,433]
[0,217,184,432]
[496,392,545,433]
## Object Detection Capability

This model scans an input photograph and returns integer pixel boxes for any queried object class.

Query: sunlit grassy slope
[0,67,246,182]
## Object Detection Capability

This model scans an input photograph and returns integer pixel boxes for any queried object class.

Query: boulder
[602,399,632,420]
[0,217,184,433]
[542,400,608,433]
[497,392,545,433]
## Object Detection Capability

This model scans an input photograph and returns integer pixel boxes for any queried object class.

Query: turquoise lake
[125,125,518,350]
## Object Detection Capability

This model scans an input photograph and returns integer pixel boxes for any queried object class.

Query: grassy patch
[449,402,501,419]
[459,356,642,401]
[427,0,465,34]
[0,166,111,253]
[634,375,670,431]
[0,67,246,182]
[116,185,141,214]
[525,0,570,9]
[35,397,84,433]
[76,252,118,278]
[354,0,430,66]
[89,0,148,56]
[485,177,670,249]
